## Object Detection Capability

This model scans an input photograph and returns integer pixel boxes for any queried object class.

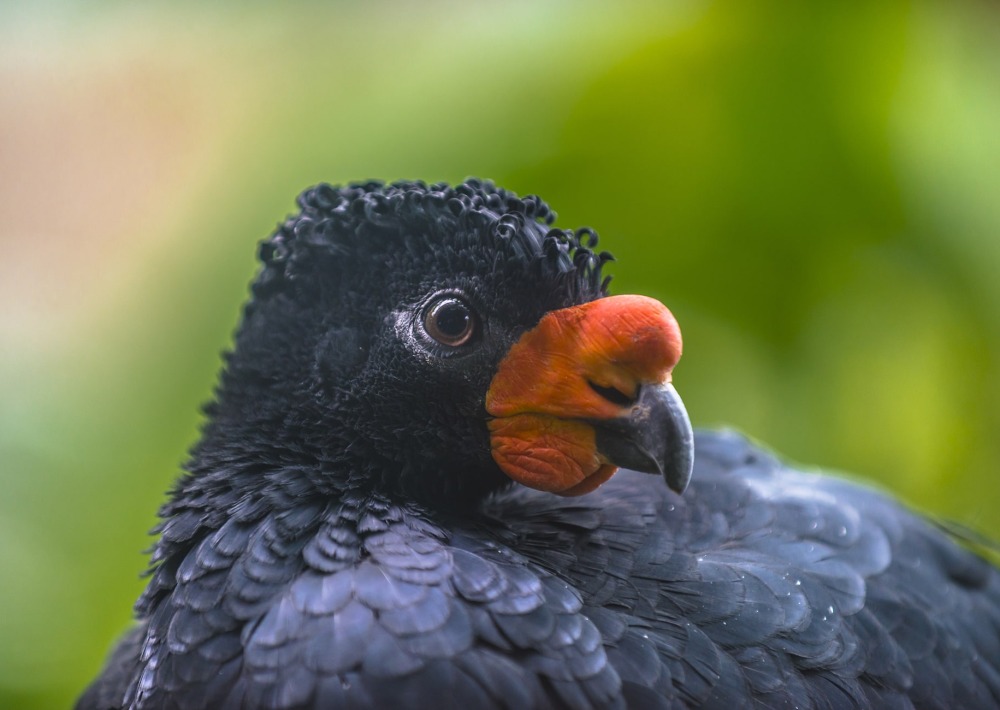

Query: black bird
[79,180,1000,709]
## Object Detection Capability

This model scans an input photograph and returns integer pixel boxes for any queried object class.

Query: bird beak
[486,295,694,496]
[589,382,693,494]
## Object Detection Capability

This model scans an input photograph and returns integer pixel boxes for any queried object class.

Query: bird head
[203,180,693,508]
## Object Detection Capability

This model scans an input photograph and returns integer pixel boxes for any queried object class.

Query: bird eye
[424,297,477,348]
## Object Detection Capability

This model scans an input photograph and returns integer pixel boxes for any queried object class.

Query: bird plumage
[78,180,1000,709]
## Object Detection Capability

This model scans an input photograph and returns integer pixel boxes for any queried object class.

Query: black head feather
[187,179,614,510]
[251,179,610,311]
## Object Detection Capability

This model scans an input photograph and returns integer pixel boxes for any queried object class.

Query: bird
[77,179,1000,710]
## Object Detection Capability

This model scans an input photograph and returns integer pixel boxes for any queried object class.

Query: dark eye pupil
[436,303,469,337]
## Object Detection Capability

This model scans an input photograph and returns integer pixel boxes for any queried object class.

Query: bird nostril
[588,381,637,408]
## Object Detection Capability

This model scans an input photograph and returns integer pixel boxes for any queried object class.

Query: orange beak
[485,294,694,496]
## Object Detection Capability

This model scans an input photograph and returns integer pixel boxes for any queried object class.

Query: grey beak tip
[659,383,695,494]
[664,437,694,494]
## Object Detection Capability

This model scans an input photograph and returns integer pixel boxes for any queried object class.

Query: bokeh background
[2,1,999,706]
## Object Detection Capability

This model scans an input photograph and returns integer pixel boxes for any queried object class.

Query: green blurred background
[2,1,999,706]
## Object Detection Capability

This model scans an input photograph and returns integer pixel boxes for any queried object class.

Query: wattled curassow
[78,180,1000,709]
